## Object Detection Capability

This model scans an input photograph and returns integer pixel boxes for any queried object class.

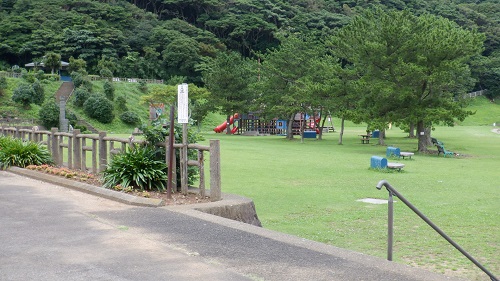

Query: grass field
[197,124,499,281]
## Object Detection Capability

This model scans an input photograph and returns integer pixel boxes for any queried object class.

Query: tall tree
[43,52,61,74]
[203,51,256,134]
[332,9,484,151]
[255,34,325,139]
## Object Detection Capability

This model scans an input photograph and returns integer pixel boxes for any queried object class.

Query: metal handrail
[376,180,498,281]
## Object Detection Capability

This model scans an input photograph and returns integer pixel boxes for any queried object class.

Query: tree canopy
[332,9,485,151]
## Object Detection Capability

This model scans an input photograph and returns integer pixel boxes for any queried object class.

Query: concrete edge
[6,167,263,226]
[7,167,164,207]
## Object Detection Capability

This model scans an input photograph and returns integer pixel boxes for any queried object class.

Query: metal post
[181,123,188,195]
[377,180,498,281]
[167,105,175,199]
[388,191,394,261]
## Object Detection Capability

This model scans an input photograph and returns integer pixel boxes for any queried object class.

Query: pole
[388,191,394,261]
[181,123,188,195]
[166,105,175,199]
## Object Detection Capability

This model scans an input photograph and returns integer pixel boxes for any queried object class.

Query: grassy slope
[198,100,499,281]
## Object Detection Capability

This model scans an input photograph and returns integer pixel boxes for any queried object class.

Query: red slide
[214,113,239,133]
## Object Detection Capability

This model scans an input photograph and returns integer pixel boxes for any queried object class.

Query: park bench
[436,144,454,157]
[370,156,404,172]
[386,147,414,160]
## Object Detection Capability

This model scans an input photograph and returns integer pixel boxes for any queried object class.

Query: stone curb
[7,166,164,207]
[7,167,262,226]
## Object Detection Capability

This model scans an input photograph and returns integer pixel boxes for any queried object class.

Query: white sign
[177,83,189,123]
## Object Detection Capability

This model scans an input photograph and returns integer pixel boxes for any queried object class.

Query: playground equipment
[214,113,239,133]
[214,112,329,136]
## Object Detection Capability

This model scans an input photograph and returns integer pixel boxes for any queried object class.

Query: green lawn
[198,125,499,281]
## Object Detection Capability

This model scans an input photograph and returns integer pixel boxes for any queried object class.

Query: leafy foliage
[38,102,60,129]
[0,76,7,96]
[102,145,167,191]
[31,80,45,105]
[103,80,115,101]
[0,137,53,169]
[140,120,204,186]
[11,83,35,107]
[83,94,115,123]
[119,111,140,125]
[72,87,91,107]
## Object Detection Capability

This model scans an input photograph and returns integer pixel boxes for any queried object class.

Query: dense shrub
[32,80,45,105]
[12,83,35,107]
[115,96,128,111]
[0,137,54,169]
[83,94,114,123]
[72,71,92,92]
[102,145,168,191]
[39,102,60,129]
[0,76,7,96]
[120,111,140,125]
[103,80,115,101]
[100,67,113,79]
[21,70,36,83]
[138,81,148,93]
[140,120,204,187]
[72,87,91,107]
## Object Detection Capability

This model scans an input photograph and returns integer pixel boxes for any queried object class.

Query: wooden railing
[0,126,221,201]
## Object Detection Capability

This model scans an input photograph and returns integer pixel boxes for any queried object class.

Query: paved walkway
[0,171,464,281]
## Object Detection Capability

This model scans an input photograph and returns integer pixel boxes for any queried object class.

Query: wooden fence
[0,126,221,201]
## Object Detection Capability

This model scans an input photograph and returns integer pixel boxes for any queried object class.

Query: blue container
[303,131,316,138]
[386,147,400,158]
[370,156,388,169]
[371,130,380,138]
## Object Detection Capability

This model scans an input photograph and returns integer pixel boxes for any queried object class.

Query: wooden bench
[359,134,371,144]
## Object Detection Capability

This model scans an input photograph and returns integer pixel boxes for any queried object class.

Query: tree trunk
[416,120,432,152]
[286,113,294,139]
[225,115,231,134]
[378,129,386,146]
[338,117,345,145]
[300,113,306,143]
[409,122,415,138]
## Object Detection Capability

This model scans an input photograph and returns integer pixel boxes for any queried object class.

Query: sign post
[177,84,189,195]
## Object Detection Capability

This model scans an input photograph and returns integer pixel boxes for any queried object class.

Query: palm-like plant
[102,146,168,191]
[0,137,54,169]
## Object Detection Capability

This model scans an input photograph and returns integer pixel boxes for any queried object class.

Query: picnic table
[359,134,371,144]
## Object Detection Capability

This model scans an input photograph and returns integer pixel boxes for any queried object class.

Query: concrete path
[0,171,464,281]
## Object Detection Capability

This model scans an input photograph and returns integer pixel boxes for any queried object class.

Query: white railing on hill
[465,90,487,98]
[0,71,164,84]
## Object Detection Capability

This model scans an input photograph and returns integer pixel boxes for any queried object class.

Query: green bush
[120,111,140,125]
[39,102,60,129]
[83,94,115,123]
[21,70,36,83]
[0,76,7,96]
[102,145,168,191]
[12,83,35,107]
[103,80,115,101]
[115,96,128,111]
[32,80,45,105]
[140,120,204,187]
[72,87,91,107]
[72,71,92,92]
[0,137,54,169]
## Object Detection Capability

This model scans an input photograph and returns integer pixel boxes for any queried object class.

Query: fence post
[99,131,107,173]
[73,129,81,170]
[209,140,221,201]
[51,128,60,166]
[199,150,205,197]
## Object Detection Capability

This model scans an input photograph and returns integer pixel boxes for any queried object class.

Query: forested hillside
[0,0,498,92]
